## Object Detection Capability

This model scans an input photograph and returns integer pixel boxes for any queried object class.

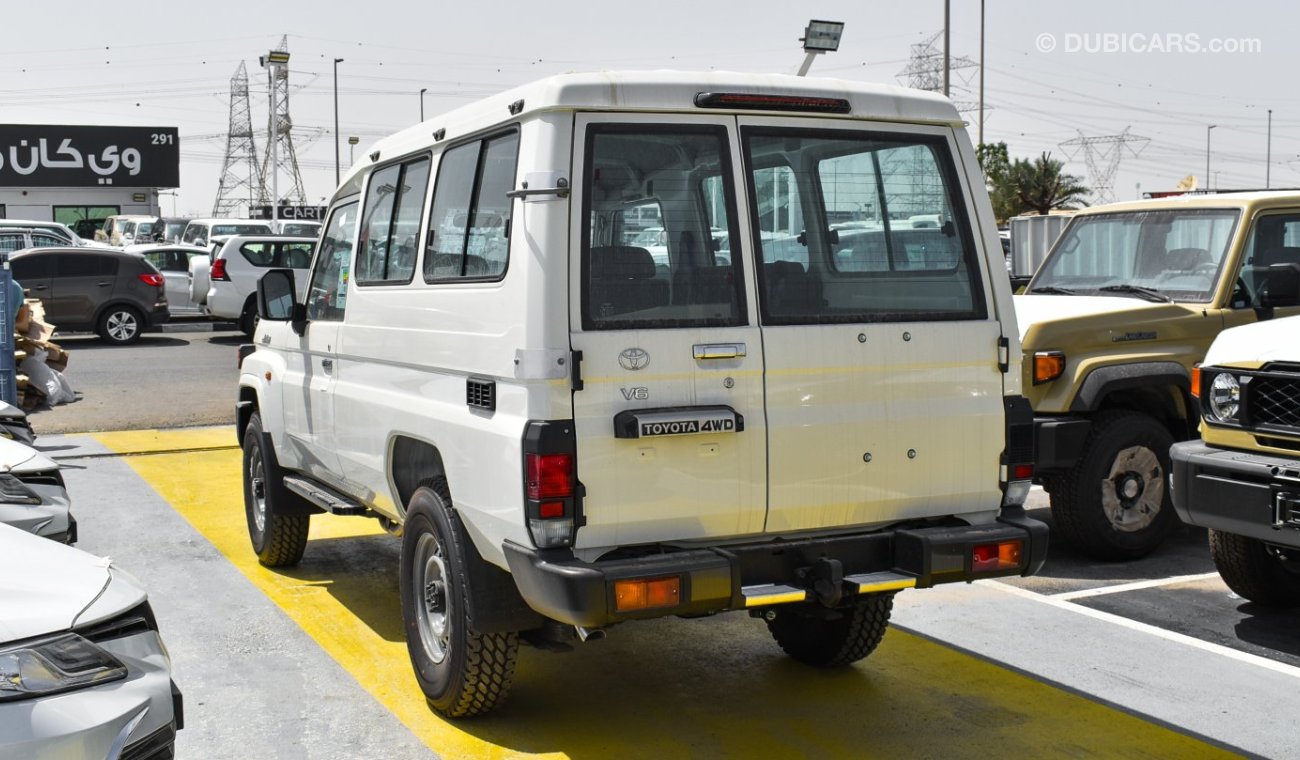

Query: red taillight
[526,453,573,501]
[972,540,1023,573]
[1011,463,1034,481]
[210,258,228,281]
[138,272,164,287]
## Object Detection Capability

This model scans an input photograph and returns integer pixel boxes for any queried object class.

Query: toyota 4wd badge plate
[613,406,745,439]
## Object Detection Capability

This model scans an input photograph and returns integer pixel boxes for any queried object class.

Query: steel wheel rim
[1100,445,1164,532]
[413,531,451,664]
[248,443,267,533]
[106,311,138,342]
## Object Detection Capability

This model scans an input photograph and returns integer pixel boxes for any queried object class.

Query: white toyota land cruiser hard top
[237,71,1047,717]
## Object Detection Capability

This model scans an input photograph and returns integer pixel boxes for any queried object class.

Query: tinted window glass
[57,254,115,277]
[213,224,272,236]
[144,250,191,272]
[279,242,315,269]
[357,156,430,284]
[743,129,984,324]
[11,255,52,280]
[583,126,744,330]
[424,133,517,282]
[306,202,359,322]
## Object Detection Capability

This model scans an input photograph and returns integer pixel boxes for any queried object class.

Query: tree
[1009,152,1090,215]
[976,142,1022,223]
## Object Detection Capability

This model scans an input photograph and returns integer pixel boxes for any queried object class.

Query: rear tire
[242,412,310,567]
[1209,530,1300,606]
[400,480,518,717]
[765,593,894,667]
[97,305,143,345]
[239,296,260,337]
[1051,411,1177,560]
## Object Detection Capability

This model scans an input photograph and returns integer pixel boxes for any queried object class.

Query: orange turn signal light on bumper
[972,540,1023,573]
[1191,366,1201,399]
[1033,352,1066,384]
[614,576,682,612]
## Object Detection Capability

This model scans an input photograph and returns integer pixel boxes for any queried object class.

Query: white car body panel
[1012,294,1162,341]
[1203,313,1300,366]
[0,524,106,641]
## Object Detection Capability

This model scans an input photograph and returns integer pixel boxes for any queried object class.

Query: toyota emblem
[618,348,650,371]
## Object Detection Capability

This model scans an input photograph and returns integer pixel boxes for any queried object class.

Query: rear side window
[582,125,745,330]
[279,242,314,268]
[31,234,64,248]
[11,254,52,280]
[57,254,116,277]
[743,129,985,324]
[145,250,191,272]
[357,155,430,285]
[239,242,275,267]
[424,132,518,282]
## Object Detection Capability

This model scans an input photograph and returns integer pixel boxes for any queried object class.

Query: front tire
[1209,530,1300,606]
[242,412,310,567]
[765,593,894,667]
[1051,411,1177,560]
[400,481,518,717]
[97,305,143,345]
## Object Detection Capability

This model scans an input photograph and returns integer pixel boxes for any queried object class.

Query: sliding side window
[356,155,430,285]
[424,132,518,282]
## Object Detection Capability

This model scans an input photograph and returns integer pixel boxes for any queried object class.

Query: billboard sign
[0,125,179,188]
[250,205,328,221]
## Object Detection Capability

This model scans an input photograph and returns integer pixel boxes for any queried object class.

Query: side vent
[467,377,496,411]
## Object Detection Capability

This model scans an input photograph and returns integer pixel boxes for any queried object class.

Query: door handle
[97,281,112,287]
[321,358,333,371]
[693,343,747,360]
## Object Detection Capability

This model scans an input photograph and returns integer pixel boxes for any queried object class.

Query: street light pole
[420,88,427,122]
[348,136,359,167]
[333,58,344,185]
[943,0,951,97]
[1267,109,1273,188]
[260,49,290,228]
[978,0,985,146]
[1205,124,1216,190]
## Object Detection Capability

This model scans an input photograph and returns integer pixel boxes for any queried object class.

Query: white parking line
[990,579,1300,680]
[1049,572,1222,601]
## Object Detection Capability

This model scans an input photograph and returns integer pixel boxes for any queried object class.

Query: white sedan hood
[1013,294,1164,340]
[0,437,56,474]
[0,523,129,642]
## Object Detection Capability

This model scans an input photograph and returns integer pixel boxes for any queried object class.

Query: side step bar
[741,571,917,608]
[283,476,371,517]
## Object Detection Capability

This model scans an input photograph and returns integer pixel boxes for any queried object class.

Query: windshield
[213,224,272,236]
[1031,209,1239,303]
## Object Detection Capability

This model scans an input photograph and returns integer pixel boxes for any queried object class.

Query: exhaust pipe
[574,625,605,643]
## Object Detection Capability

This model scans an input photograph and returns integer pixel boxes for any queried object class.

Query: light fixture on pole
[259,48,291,227]
[1205,124,1216,190]
[348,136,359,167]
[420,88,428,122]
[333,58,344,185]
[796,20,845,76]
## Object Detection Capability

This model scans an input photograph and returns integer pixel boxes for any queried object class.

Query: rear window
[239,242,315,269]
[743,129,985,324]
[581,125,745,330]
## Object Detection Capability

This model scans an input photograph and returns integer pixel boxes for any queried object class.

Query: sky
[3,0,1290,216]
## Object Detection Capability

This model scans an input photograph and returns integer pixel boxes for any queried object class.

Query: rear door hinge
[997,336,1010,373]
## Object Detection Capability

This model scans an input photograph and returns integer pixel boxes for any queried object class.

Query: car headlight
[0,633,127,702]
[0,473,41,505]
[1208,372,1240,422]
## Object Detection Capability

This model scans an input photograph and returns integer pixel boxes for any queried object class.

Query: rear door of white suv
[569,114,768,548]
[738,117,1005,532]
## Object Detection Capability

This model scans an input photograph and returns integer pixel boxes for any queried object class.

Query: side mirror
[257,268,306,335]
[1259,263,1300,317]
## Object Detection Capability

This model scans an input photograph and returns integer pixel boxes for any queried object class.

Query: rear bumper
[503,510,1048,628]
[144,305,171,331]
[1171,440,1300,548]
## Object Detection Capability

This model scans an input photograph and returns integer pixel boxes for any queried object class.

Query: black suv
[10,247,169,345]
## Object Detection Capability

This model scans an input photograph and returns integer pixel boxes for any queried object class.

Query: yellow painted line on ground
[96,428,1237,760]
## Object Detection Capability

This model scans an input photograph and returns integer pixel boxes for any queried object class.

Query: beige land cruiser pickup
[1018,191,1300,559]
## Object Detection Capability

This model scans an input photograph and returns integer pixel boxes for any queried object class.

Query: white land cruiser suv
[203,235,316,335]
[238,71,1046,717]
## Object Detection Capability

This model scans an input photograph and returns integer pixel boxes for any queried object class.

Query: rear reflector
[972,540,1023,573]
[1011,463,1034,481]
[538,500,565,519]
[694,92,851,114]
[614,576,682,612]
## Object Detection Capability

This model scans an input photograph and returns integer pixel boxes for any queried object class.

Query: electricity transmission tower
[896,31,979,113]
[1059,128,1150,205]
[212,62,264,217]
[258,35,307,208]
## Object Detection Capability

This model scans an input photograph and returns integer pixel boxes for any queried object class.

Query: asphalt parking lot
[26,426,1295,759]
